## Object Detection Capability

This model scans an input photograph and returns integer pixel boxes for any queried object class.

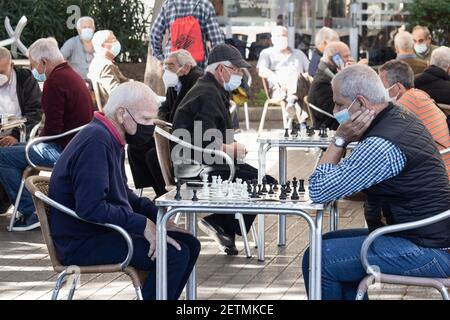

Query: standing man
[60,16,95,80]
[412,26,438,62]
[150,0,224,69]
[394,31,427,75]
[0,38,93,231]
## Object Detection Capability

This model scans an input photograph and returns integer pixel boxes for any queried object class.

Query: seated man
[49,81,200,300]
[379,60,450,177]
[128,49,203,197]
[308,41,352,130]
[60,16,95,80]
[0,38,93,231]
[88,30,128,107]
[0,47,42,213]
[412,25,438,62]
[302,64,450,300]
[257,26,310,119]
[308,27,339,77]
[394,31,427,75]
[173,44,274,255]
[415,46,450,105]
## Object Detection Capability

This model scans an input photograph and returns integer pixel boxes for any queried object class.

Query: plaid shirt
[309,137,406,203]
[150,0,224,67]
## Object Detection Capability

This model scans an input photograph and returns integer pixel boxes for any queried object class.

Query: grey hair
[103,81,160,119]
[332,64,389,104]
[0,47,12,62]
[322,41,349,62]
[379,60,415,89]
[28,37,64,63]
[412,25,431,39]
[167,49,196,67]
[76,16,95,29]
[430,46,450,72]
[205,60,232,74]
[394,31,414,52]
[92,30,112,53]
[315,27,340,46]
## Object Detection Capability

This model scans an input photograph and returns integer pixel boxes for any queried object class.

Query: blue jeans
[62,231,201,300]
[302,228,450,300]
[0,143,61,217]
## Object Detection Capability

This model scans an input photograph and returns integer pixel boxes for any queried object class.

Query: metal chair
[8,125,86,231]
[153,120,255,258]
[25,175,144,300]
[258,77,289,134]
[356,209,450,300]
[229,69,251,131]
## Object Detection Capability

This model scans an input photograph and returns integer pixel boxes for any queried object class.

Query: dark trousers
[127,138,167,197]
[63,231,200,300]
[204,163,274,238]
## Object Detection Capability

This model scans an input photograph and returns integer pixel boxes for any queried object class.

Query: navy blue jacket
[49,114,157,262]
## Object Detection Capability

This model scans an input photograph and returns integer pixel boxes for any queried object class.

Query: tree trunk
[144,0,165,96]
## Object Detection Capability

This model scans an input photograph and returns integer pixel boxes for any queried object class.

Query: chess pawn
[268,183,274,195]
[251,183,259,198]
[192,189,199,201]
[273,180,279,191]
[286,181,292,193]
[174,181,182,201]
[261,178,268,193]
[257,184,263,195]
[299,179,305,193]
[284,128,289,138]
[246,180,252,193]
[279,185,287,200]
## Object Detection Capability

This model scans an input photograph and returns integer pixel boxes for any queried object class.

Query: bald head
[322,41,351,66]
[394,31,414,55]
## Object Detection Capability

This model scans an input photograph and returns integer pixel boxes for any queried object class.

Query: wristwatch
[333,136,348,148]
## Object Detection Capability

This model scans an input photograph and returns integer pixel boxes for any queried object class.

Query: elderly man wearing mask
[48,81,200,300]
[257,26,310,121]
[60,16,95,80]
[412,26,438,62]
[88,30,129,108]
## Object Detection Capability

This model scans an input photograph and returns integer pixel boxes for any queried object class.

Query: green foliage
[251,89,267,108]
[406,0,450,45]
[0,0,150,62]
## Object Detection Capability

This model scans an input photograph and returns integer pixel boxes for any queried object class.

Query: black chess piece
[322,128,328,138]
[273,180,279,191]
[257,184,263,195]
[175,182,182,201]
[291,122,299,137]
[307,126,315,137]
[279,185,287,200]
[286,181,292,193]
[299,179,305,192]
[246,180,252,193]
[291,183,299,200]
[292,177,298,188]
[251,180,259,198]
[261,177,268,193]
[284,128,290,138]
[268,183,274,195]
[192,189,198,201]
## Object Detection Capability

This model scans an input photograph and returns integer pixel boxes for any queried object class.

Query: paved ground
[0,125,442,300]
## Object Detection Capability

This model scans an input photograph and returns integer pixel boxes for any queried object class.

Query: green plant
[0,0,150,62]
[251,89,267,108]
[406,0,450,45]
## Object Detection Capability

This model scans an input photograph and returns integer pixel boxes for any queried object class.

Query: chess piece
[251,183,259,198]
[273,180,279,191]
[279,185,287,200]
[291,122,299,137]
[284,128,289,138]
[286,181,291,193]
[291,182,299,200]
[246,180,252,193]
[261,177,268,193]
[257,184,263,195]
[268,183,274,195]
[307,126,315,137]
[299,179,305,192]
[192,189,198,201]
[175,182,182,201]
[292,177,298,188]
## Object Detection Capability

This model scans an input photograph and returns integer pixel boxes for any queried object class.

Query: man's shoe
[11,213,40,232]
[221,244,239,256]
[198,218,235,249]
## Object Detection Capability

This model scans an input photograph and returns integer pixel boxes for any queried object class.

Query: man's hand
[336,109,375,143]
[144,219,181,261]
[223,142,248,161]
[167,219,192,235]
[0,136,19,147]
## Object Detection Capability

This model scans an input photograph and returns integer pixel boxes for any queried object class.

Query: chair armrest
[440,147,450,156]
[34,191,134,271]
[360,209,450,275]
[308,102,335,119]
[25,125,87,169]
[155,126,236,182]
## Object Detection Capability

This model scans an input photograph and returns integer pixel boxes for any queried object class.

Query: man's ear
[116,107,126,124]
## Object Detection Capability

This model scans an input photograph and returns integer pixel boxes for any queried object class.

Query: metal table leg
[257,143,268,261]
[186,212,197,300]
[312,210,324,300]
[278,146,287,246]
[156,207,168,300]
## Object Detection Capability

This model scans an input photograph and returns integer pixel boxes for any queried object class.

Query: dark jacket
[308,49,322,77]
[415,65,450,105]
[307,61,339,130]
[362,104,450,248]
[13,66,42,140]
[158,66,204,123]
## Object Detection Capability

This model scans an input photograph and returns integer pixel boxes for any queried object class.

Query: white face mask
[386,83,399,102]
[111,41,121,58]
[414,43,428,55]
[80,28,94,41]
[162,70,179,91]
[0,74,9,87]
[272,36,288,51]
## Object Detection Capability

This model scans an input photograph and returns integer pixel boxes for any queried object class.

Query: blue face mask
[80,28,94,41]
[222,66,242,92]
[32,62,46,82]
[111,41,121,58]
[333,98,358,124]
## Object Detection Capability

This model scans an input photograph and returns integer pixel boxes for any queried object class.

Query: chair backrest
[304,96,316,128]
[25,175,62,269]
[261,77,271,100]
[153,120,176,190]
